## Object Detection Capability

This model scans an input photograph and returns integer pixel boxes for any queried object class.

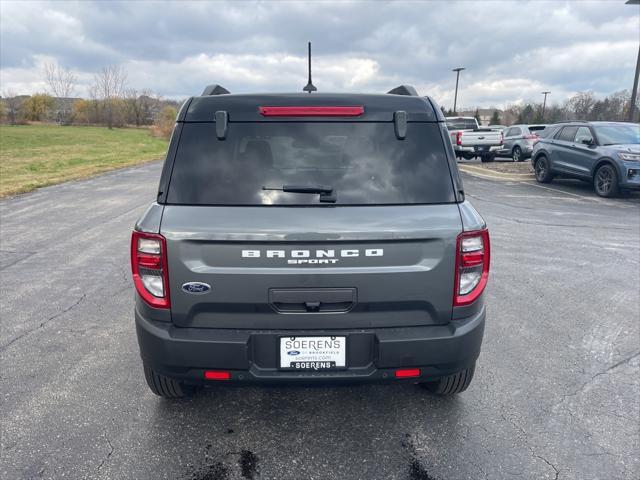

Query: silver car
[498,124,547,161]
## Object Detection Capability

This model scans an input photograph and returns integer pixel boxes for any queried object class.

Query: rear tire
[512,146,522,162]
[534,156,553,183]
[594,164,619,198]
[419,363,476,395]
[144,364,195,399]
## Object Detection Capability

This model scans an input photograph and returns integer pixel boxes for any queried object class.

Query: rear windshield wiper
[262,184,337,203]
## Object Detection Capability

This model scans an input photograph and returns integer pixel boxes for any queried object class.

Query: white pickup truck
[445,117,503,162]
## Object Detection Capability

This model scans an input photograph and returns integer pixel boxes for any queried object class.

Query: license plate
[475,146,489,152]
[279,336,346,370]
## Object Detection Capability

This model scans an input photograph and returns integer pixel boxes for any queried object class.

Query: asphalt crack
[553,350,640,410]
[96,429,114,473]
[0,293,87,351]
[533,453,560,480]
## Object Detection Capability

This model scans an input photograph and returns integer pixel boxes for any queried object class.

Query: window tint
[528,125,547,132]
[556,126,579,142]
[167,122,456,205]
[574,127,593,144]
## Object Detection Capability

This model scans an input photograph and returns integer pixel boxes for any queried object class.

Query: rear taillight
[131,230,170,309]
[523,134,537,140]
[456,130,463,146]
[500,132,504,145]
[454,229,490,306]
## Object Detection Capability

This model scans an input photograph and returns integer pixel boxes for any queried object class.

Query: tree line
[446,89,637,126]
[0,63,179,137]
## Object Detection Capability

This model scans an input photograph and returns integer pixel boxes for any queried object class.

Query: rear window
[527,125,547,132]
[537,125,560,138]
[446,118,477,130]
[166,122,455,205]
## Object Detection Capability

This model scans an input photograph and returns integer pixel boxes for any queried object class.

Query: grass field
[0,125,169,197]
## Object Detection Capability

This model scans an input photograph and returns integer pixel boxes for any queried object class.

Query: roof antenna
[303,41,317,93]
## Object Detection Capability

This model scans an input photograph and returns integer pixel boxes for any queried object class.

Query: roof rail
[201,84,230,96]
[387,85,419,96]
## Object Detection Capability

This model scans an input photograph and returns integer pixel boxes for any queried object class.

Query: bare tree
[45,62,76,98]
[124,88,155,127]
[2,89,23,125]
[93,65,127,129]
[45,62,77,124]
[566,91,596,120]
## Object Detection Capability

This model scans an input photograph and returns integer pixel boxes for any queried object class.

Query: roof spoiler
[387,85,418,96]
[201,84,230,96]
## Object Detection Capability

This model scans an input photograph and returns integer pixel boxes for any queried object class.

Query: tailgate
[460,131,502,146]
[162,205,462,330]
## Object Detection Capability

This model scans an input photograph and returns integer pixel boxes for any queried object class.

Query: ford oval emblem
[182,282,211,295]
[287,350,300,356]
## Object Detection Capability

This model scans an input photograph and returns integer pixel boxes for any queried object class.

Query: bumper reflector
[204,370,231,380]
[395,368,421,378]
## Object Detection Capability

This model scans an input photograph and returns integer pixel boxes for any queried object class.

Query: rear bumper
[135,305,485,385]
[455,146,501,154]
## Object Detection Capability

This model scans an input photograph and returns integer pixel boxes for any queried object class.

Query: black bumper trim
[135,305,485,384]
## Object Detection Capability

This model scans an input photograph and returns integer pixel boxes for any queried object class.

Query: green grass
[0,125,169,197]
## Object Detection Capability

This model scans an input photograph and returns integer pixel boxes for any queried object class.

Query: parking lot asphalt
[1,161,638,480]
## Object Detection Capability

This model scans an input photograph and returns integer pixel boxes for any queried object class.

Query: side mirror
[581,138,594,146]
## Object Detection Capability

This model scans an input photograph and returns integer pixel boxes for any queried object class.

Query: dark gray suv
[131,84,490,398]
[532,121,640,197]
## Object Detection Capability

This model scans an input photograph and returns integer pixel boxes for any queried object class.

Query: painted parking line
[460,168,639,207]
[458,168,533,182]
[459,163,533,177]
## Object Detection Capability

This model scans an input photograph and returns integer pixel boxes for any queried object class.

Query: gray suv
[497,124,547,161]
[531,121,640,197]
[131,84,490,398]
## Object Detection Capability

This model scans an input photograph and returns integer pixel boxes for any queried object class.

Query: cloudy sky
[1,0,638,109]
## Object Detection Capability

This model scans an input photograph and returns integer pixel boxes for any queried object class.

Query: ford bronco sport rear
[132,84,489,398]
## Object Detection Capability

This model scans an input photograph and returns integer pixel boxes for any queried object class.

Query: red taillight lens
[258,106,364,117]
[454,229,490,307]
[456,130,463,146]
[204,370,231,380]
[131,230,170,309]
[523,134,537,140]
[395,368,421,378]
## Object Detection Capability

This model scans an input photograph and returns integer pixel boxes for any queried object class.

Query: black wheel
[512,146,522,162]
[419,363,476,395]
[534,156,553,183]
[144,364,195,399]
[594,164,619,198]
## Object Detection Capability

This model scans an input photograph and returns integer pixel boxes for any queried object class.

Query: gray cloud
[1,0,638,108]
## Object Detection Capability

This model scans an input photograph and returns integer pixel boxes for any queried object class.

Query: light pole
[627,0,639,121]
[541,91,551,121]
[452,67,465,115]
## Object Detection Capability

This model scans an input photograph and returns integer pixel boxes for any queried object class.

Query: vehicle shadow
[144,382,468,480]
